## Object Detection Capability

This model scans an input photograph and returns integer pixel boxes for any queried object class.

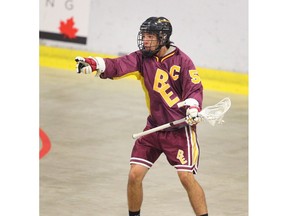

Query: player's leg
[128,132,162,215]
[177,171,208,215]
[127,164,149,213]
[162,126,208,215]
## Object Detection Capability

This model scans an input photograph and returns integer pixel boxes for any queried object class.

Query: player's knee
[128,171,142,185]
[128,166,146,185]
[178,171,195,189]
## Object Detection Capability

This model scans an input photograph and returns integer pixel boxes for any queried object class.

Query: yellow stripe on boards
[39,45,118,71]
[40,45,248,95]
[198,67,248,95]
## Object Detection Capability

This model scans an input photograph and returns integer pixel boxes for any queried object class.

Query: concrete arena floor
[40,67,248,216]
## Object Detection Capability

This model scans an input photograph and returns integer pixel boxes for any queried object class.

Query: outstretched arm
[75,52,143,80]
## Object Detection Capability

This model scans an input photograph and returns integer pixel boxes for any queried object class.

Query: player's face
[142,33,159,51]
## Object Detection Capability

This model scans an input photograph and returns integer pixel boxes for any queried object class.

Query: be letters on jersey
[153,65,201,108]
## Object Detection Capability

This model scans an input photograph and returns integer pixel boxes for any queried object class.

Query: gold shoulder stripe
[161,52,175,62]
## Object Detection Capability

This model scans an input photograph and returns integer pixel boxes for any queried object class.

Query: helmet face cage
[137,17,172,57]
[137,31,163,57]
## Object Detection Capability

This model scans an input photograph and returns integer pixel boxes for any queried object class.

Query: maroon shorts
[130,125,200,174]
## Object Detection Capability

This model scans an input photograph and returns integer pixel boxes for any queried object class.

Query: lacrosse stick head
[199,97,231,126]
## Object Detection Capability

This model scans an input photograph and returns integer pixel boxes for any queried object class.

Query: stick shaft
[132,118,186,139]
[132,97,231,139]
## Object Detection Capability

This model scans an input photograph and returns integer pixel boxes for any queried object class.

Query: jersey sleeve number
[189,70,201,84]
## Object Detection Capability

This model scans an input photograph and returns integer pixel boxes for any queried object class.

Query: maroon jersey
[100,46,203,128]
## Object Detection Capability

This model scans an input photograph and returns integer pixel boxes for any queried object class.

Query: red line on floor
[39,128,51,159]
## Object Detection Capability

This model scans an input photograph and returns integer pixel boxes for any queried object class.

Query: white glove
[177,98,201,125]
[186,106,201,125]
[75,56,97,74]
[75,56,106,76]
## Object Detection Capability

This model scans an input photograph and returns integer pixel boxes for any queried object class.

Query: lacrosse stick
[132,97,231,139]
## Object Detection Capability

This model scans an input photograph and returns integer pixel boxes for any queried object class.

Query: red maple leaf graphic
[59,17,78,39]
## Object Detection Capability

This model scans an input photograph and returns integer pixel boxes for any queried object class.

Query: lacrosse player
[75,16,208,216]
